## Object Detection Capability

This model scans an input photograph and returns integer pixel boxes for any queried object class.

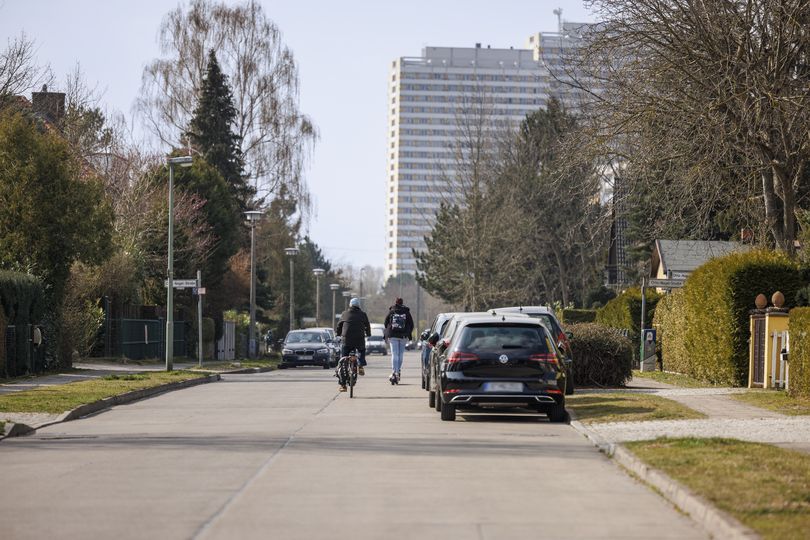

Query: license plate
[483,382,523,392]
[298,355,313,360]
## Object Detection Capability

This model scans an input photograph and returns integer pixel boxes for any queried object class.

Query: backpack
[390,312,407,331]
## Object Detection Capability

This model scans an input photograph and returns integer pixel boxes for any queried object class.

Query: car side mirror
[420,330,430,341]
[565,331,573,340]
[427,332,440,346]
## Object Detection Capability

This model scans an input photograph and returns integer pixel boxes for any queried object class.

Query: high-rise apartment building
[385,23,593,280]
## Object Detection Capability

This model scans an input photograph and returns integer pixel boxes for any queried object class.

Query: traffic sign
[164,279,198,288]
[192,287,207,295]
[649,278,686,289]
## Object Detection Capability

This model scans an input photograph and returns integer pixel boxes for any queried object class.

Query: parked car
[420,312,466,392]
[311,327,340,365]
[424,311,529,403]
[280,329,335,369]
[491,306,575,395]
[428,315,568,422]
[365,334,388,355]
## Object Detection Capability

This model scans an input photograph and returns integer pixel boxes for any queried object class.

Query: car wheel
[278,363,287,369]
[565,374,575,395]
[428,390,436,408]
[421,376,426,390]
[440,402,456,421]
[547,401,568,423]
[434,391,442,412]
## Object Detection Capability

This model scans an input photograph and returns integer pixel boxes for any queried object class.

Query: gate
[751,315,766,386]
[217,321,236,361]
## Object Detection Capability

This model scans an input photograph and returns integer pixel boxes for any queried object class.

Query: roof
[456,315,542,326]
[491,306,553,315]
[652,240,750,275]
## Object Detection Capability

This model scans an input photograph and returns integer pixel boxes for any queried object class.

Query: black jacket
[336,306,371,350]
[384,305,414,339]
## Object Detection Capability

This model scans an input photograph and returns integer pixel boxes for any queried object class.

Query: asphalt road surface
[0,351,706,539]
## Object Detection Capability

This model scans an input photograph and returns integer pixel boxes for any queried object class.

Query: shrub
[0,271,45,376]
[678,249,801,385]
[788,308,810,398]
[596,287,660,346]
[567,323,634,387]
[561,308,597,324]
[652,289,690,374]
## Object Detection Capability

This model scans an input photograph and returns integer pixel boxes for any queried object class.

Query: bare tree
[136,0,317,207]
[577,0,810,254]
[0,32,52,102]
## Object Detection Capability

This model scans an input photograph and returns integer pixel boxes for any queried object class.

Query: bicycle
[336,349,360,398]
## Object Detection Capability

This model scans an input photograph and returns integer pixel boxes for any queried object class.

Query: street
[0,351,705,539]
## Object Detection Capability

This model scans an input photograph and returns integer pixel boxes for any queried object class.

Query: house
[651,239,750,284]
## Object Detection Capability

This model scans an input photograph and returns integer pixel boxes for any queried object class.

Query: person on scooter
[335,297,371,391]
[384,297,414,384]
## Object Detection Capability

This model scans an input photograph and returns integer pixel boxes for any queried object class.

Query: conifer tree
[187,49,254,211]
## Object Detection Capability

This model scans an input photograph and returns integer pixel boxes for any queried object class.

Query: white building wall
[385,27,592,281]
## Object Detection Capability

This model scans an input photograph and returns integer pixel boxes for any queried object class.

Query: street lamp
[359,267,366,309]
[245,210,264,358]
[330,283,340,325]
[165,155,193,372]
[312,268,325,325]
[342,290,353,310]
[285,247,300,330]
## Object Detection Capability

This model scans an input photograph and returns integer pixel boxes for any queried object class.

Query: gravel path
[583,376,810,454]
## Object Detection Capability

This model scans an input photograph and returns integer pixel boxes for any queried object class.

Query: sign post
[197,270,203,367]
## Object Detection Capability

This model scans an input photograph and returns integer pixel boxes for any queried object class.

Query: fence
[104,318,189,360]
[3,325,47,377]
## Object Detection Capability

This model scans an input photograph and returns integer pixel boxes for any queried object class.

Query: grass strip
[626,438,810,540]
[732,389,810,416]
[567,392,705,424]
[0,371,205,414]
[631,369,722,388]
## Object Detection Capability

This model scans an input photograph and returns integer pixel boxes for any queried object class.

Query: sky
[0,0,597,270]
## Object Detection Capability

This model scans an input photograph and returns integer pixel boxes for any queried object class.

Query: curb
[189,365,276,375]
[570,419,760,540]
[0,374,220,441]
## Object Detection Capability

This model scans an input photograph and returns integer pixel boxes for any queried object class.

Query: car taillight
[447,352,478,363]
[530,353,559,365]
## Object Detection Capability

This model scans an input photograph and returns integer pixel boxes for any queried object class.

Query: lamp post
[359,267,365,309]
[285,247,299,330]
[342,290,352,310]
[165,155,193,371]
[312,268,325,325]
[245,210,263,358]
[330,283,340,325]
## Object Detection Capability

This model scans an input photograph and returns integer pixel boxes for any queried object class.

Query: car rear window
[527,313,562,335]
[457,324,550,352]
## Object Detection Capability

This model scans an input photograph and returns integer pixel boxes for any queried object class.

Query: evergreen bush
[567,323,634,387]
[561,308,597,324]
[787,307,810,398]
[0,271,45,376]
[596,287,660,346]
[652,289,690,374]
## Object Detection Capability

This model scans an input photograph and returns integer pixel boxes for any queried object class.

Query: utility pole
[197,269,203,367]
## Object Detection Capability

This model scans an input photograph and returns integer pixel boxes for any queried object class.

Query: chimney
[31,85,66,124]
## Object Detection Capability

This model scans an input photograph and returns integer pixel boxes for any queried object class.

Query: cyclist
[384,297,414,383]
[335,297,371,391]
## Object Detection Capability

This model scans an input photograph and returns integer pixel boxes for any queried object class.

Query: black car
[365,335,388,355]
[280,330,335,369]
[429,316,568,422]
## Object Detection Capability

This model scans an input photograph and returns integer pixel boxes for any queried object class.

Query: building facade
[385,24,592,280]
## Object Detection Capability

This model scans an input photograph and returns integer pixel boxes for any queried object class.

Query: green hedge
[660,250,801,386]
[787,308,810,398]
[0,271,45,377]
[561,308,597,324]
[567,323,634,386]
[652,289,690,374]
[596,287,660,346]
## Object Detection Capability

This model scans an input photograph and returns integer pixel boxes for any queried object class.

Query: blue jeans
[341,344,366,366]
[389,337,406,373]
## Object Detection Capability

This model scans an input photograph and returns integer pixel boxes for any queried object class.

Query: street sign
[192,287,207,295]
[649,278,686,289]
[164,279,198,288]
[670,270,691,280]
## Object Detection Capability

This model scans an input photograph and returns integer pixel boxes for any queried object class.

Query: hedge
[567,323,634,387]
[787,308,810,398]
[658,249,801,386]
[561,308,597,324]
[652,289,689,374]
[596,287,660,346]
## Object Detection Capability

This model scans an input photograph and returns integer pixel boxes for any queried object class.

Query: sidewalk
[583,376,810,454]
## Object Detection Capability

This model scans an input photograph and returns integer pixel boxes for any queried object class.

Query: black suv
[429,315,568,422]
